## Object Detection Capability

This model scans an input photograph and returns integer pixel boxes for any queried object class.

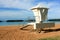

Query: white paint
[31,4,48,29]
[27,22,36,29]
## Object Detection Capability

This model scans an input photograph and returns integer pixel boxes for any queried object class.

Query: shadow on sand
[42,28,60,33]
[20,22,60,33]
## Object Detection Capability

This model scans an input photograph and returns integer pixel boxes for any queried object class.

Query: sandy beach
[0,24,60,40]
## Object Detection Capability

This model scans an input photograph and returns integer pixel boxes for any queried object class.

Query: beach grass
[38,36,60,40]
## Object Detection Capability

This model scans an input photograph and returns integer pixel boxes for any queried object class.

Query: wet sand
[0,24,60,40]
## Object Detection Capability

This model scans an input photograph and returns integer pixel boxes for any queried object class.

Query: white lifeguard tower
[31,4,48,30]
[20,4,49,32]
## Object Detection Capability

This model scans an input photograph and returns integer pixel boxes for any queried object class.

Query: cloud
[0,9,33,20]
[47,2,60,19]
[0,0,35,10]
[0,0,60,20]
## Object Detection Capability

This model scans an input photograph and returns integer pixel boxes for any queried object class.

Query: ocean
[0,22,29,26]
[0,21,60,26]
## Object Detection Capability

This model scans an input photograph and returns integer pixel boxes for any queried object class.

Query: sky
[0,0,60,20]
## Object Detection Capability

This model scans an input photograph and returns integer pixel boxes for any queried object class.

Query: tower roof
[31,4,48,10]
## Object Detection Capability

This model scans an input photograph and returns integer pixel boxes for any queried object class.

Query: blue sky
[0,0,60,20]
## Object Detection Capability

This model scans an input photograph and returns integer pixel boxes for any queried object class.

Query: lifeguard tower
[20,4,54,33]
[20,4,55,33]
[21,4,48,29]
[31,4,48,30]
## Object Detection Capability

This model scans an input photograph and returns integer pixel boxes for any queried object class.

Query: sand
[0,24,60,40]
